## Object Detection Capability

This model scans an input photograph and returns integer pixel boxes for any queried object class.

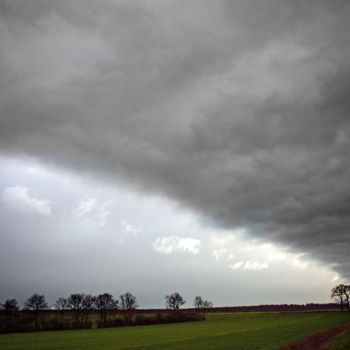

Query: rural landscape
[1,285,350,349]
[1,0,350,349]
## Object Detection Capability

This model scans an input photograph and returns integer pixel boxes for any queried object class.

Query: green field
[1,311,349,350]
[324,325,350,350]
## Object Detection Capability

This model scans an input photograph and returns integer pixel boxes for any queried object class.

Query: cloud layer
[0,158,342,306]
[2,186,51,216]
[153,236,201,255]
[0,1,350,277]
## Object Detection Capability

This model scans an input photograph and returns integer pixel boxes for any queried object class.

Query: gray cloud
[1,0,350,278]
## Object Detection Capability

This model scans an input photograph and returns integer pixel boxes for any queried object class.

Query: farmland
[1,311,349,350]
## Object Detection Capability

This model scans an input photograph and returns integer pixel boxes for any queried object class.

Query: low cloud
[97,201,112,227]
[228,260,268,271]
[153,236,201,255]
[212,248,227,261]
[74,198,112,227]
[121,221,142,235]
[2,186,51,216]
[0,0,350,278]
[75,198,96,217]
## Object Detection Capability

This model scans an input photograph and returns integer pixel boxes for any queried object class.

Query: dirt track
[278,323,350,350]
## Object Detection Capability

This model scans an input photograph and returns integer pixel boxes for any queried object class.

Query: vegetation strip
[323,326,350,350]
[278,323,350,350]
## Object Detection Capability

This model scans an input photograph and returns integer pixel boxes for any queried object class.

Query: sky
[0,0,349,308]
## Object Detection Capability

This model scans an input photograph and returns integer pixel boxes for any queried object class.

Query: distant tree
[67,293,84,310]
[331,284,348,312]
[1,299,19,318]
[24,294,48,312]
[165,292,185,310]
[55,297,68,323]
[193,296,203,308]
[202,300,214,308]
[120,292,138,311]
[120,292,138,324]
[193,296,213,309]
[55,297,68,310]
[81,295,95,310]
[67,293,85,324]
[81,294,95,325]
[95,293,118,326]
[344,285,350,312]
[24,294,48,328]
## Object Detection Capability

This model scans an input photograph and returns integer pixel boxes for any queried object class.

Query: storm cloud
[1,0,350,279]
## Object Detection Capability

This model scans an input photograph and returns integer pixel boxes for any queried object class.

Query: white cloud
[153,236,201,255]
[244,260,269,270]
[228,260,268,271]
[74,198,112,227]
[122,221,142,235]
[212,248,227,261]
[211,232,240,246]
[2,186,51,216]
[75,198,96,217]
[97,201,113,227]
[289,257,308,270]
[331,273,340,283]
[228,261,244,270]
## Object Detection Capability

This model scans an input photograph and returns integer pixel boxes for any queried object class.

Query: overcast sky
[0,0,349,308]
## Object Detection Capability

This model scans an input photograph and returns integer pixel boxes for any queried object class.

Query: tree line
[0,292,211,333]
[331,284,350,312]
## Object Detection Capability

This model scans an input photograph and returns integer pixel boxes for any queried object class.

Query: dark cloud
[1,0,350,277]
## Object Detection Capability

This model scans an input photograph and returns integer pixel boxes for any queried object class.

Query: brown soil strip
[278,323,350,350]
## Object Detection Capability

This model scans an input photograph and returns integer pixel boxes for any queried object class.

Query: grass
[324,325,350,350]
[1,311,349,350]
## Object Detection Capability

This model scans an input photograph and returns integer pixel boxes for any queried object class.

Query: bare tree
[67,293,84,310]
[165,292,185,310]
[120,292,138,311]
[202,300,214,309]
[344,285,350,312]
[24,294,48,311]
[55,297,68,310]
[193,296,213,309]
[193,296,203,308]
[95,293,118,326]
[55,297,68,323]
[24,294,48,328]
[81,294,95,325]
[67,293,85,325]
[120,292,138,324]
[331,284,347,312]
[1,299,19,318]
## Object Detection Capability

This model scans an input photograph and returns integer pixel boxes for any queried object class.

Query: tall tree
[344,285,350,312]
[24,294,48,328]
[120,292,138,324]
[67,293,85,325]
[55,297,68,323]
[165,292,185,310]
[95,293,118,326]
[193,296,213,309]
[81,294,95,326]
[202,300,214,308]
[193,296,203,309]
[24,294,48,311]
[331,284,347,312]
[120,292,138,311]
[1,299,19,318]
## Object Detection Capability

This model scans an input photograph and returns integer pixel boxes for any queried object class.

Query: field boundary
[278,322,350,350]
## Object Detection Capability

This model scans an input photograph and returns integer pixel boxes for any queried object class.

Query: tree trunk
[341,297,344,312]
